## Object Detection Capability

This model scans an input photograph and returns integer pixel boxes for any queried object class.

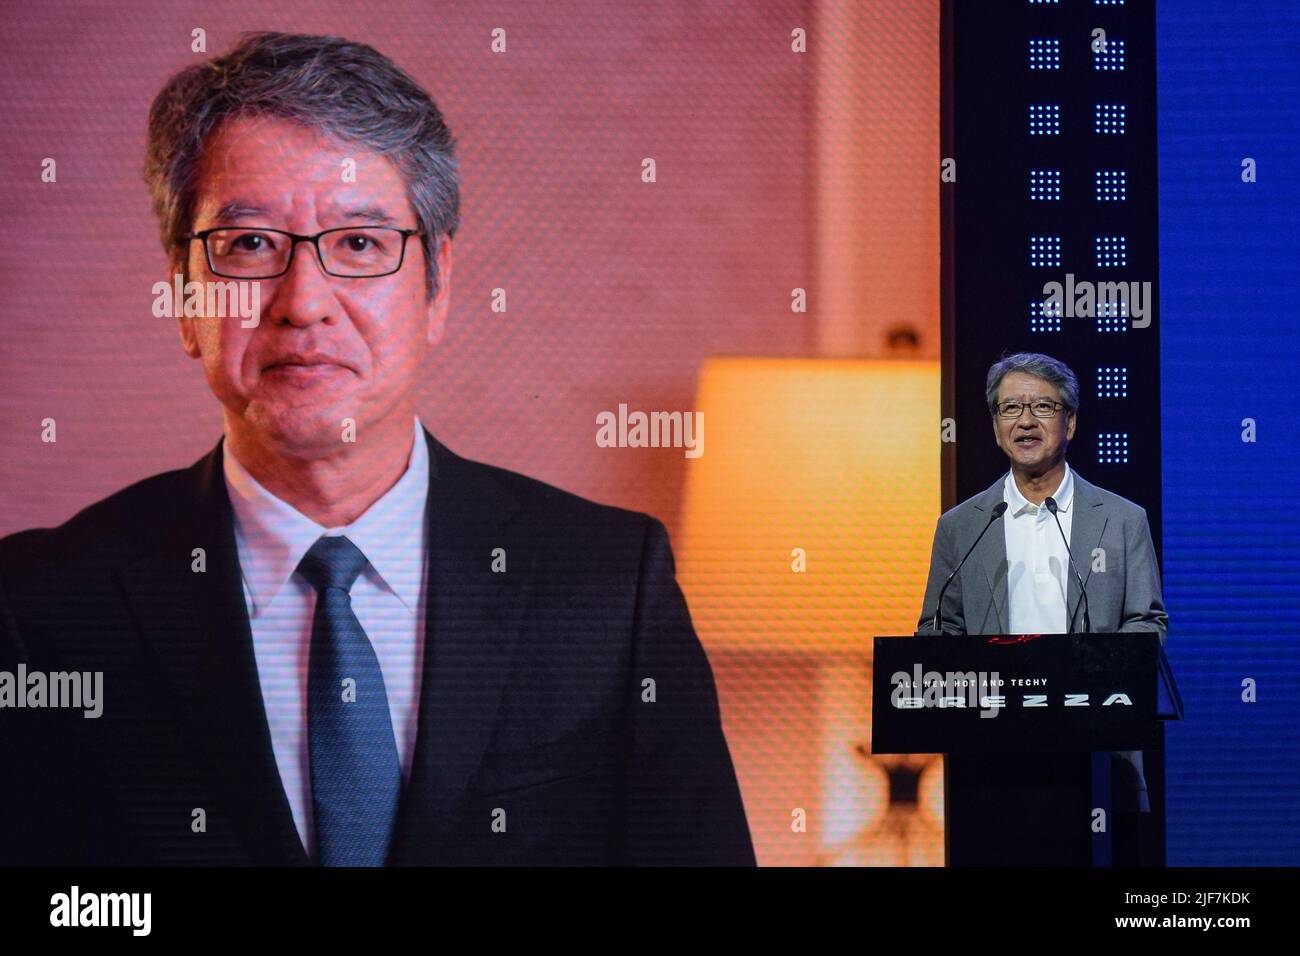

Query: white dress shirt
[222,416,430,857]
[1003,463,1074,634]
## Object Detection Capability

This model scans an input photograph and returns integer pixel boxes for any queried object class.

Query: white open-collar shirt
[1003,462,1075,634]
[223,416,430,857]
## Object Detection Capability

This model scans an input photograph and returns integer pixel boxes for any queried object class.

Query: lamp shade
[677,357,940,653]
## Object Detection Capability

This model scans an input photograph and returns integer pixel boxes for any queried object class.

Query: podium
[871,633,1182,866]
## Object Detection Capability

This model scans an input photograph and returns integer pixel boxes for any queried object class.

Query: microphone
[1044,495,1091,633]
[928,500,1008,634]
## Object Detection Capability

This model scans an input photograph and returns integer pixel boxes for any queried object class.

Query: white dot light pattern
[1030,235,1062,268]
[1031,298,1063,333]
[1096,301,1129,333]
[1095,235,1128,267]
[1094,37,1126,71]
[1095,169,1127,201]
[1098,432,1129,464]
[1030,169,1062,201]
[1029,104,1061,135]
[1030,38,1061,70]
[1097,366,1128,398]
[1094,103,1127,134]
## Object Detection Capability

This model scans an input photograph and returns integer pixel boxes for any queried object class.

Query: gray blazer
[915,468,1168,812]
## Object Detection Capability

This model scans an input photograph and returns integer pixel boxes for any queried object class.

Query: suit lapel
[1065,471,1108,632]
[389,429,529,864]
[117,440,309,865]
[973,478,1011,633]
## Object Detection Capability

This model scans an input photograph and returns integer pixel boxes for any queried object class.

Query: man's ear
[178,315,201,358]
[172,259,202,360]
[1066,411,1077,442]
[425,237,452,349]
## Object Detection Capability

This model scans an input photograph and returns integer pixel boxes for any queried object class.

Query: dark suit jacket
[0,428,755,866]
[915,469,1169,812]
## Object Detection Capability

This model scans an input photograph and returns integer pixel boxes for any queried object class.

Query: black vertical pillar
[941,0,1165,865]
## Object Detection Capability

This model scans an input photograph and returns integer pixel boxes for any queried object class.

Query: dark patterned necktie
[297,535,401,866]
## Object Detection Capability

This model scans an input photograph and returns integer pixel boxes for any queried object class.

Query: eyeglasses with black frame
[994,399,1066,419]
[184,226,424,279]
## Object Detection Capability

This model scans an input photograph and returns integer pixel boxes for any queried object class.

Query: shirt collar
[223,417,429,617]
[1003,462,1074,517]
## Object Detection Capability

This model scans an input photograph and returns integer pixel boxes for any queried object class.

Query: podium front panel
[872,633,1162,754]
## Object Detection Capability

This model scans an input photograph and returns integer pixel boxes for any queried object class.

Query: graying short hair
[144,31,459,299]
[985,352,1079,417]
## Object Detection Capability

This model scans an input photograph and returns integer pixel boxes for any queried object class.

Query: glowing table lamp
[677,357,942,864]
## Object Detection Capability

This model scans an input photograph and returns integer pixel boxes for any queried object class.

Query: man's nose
[268,240,337,326]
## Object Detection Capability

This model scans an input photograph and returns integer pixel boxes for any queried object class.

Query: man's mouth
[1014,435,1042,447]
[263,353,351,373]
[262,355,352,383]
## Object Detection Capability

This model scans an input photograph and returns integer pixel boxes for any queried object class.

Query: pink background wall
[0,0,813,538]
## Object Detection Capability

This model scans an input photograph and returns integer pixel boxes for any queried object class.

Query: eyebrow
[212,201,272,224]
[209,201,400,227]
[335,205,398,226]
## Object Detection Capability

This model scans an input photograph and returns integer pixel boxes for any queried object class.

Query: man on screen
[916,352,1168,813]
[0,32,754,866]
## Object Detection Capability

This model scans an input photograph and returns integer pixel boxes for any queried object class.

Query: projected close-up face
[991,370,1075,474]
[179,114,451,458]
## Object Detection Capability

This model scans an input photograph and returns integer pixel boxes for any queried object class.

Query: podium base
[945,751,1113,866]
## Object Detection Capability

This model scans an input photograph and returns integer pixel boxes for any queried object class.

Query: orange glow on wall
[678,358,943,865]
[678,358,940,653]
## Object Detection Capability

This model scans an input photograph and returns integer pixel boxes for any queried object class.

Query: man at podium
[915,352,1168,814]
